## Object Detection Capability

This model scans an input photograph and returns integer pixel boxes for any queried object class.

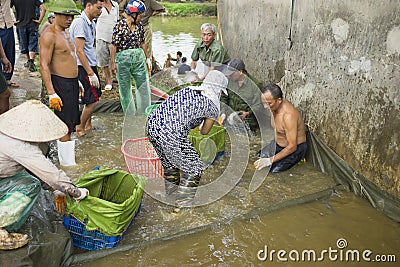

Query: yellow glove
[53,190,66,213]
[49,93,63,111]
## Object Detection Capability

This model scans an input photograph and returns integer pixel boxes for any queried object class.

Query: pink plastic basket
[121,137,163,179]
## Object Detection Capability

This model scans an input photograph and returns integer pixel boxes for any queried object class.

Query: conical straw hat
[0,100,68,142]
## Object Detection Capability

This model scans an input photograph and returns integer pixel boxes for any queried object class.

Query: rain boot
[175,172,201,207]
[164,168,180,195]
[57,140,76,166]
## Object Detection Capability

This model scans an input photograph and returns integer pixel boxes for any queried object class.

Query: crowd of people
[0,0,308,248]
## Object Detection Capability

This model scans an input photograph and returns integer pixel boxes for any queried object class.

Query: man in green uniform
[190,23,230,82]
[221,58,264,131]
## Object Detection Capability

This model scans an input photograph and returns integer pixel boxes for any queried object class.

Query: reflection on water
[151,16,217,67]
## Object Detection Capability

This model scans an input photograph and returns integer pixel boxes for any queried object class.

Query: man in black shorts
[39,0,81,142]
[69,0,104,136]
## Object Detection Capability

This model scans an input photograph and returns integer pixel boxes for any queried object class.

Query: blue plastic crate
[63,203,141,250]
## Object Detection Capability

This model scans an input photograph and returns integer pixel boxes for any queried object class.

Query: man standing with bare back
[254,83,307,173]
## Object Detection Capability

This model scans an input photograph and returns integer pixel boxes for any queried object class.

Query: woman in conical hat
[146,70,228,209]
[0,100,88,250]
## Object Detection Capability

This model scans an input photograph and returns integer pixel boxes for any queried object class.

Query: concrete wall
[218,0,400,198]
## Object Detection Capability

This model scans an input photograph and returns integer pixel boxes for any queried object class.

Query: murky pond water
[151,16,217,67]
[56,16,399,266]
[79,192,400,267]
[59,113,399,267]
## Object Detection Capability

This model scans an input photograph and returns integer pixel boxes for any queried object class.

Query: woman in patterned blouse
[146,70,228,208]
[110,0,152,115]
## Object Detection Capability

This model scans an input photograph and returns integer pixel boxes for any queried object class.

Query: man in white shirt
[96,0,119,90]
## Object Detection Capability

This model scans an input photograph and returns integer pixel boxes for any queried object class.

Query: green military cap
[48,0,80,16]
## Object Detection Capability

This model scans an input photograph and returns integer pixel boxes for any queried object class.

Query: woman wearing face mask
[110,0,151,115]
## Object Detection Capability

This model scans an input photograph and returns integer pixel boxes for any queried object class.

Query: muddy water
[58,17,400,266]
[80,193,400,267]
[58,113,400,266]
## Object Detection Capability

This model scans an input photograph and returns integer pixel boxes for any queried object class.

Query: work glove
[67,187,89,202]
[78,80,84,91]
[253,157,272,170]
[227,111,242,125]
[217,113,226,126]
[88,73,100,88]
[146,58,152,73]
[194,121,204,131]
[49,93,63,111]
[53,190,66,213]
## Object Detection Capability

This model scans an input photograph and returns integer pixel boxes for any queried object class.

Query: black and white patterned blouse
[112,19,145,53]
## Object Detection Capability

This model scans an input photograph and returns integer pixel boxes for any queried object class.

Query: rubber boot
[175,173,201,207]
[57,140,76,166]
[164,168,180,195]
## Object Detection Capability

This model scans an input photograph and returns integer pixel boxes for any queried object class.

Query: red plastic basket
[121,137,163,179]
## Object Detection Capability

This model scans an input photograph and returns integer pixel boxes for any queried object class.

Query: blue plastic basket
[63,203,141,250]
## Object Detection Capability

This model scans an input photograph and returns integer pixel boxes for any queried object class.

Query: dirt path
[8,54,42,108]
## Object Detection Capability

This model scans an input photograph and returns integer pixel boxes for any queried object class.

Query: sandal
[7,81,20,88]
[104,84,112,91]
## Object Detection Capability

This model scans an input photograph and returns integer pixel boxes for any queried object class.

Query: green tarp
[65,168,145,236]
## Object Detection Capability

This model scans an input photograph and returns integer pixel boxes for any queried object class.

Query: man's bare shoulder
[40,26,57,41]
[282,100,304,121]
[283,99,299,112]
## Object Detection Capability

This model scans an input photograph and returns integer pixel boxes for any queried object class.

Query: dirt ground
[8,55,42,108]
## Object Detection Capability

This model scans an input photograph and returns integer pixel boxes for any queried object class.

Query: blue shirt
[69,11,97,66]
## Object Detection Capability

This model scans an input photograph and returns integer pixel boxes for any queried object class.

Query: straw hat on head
[0,100,68,142]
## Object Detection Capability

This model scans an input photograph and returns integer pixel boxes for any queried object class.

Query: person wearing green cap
[40,0,81,164]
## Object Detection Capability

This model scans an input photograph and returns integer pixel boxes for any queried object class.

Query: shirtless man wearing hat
[40,0,81,143]
[40,0,82,165]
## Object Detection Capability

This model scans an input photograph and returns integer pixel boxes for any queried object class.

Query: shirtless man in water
[40,3,81,142]
[254,83,307,173]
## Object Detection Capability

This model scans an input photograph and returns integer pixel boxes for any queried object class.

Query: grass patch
[163,2,217,16]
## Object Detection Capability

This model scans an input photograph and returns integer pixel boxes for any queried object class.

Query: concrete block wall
[218,0,400,197]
